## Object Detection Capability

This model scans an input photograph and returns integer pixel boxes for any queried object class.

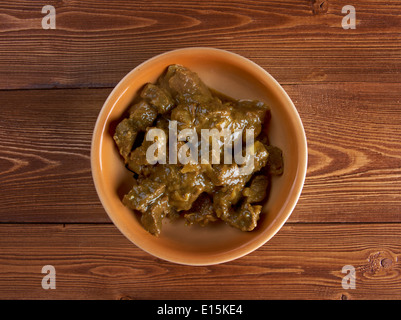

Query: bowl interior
[92,48,307,265]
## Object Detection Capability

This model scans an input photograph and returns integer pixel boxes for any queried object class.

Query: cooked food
[113,64,283,236]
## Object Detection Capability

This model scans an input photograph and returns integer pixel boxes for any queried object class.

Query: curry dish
[113,64,283,236]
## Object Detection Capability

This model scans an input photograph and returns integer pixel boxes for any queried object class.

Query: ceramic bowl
[91,47,307,265]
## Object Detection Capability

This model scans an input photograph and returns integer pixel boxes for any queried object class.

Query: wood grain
[0,223,400,300]
[0,83,399,223]
[285,83,401,223]
[0,88,108,222]
[0,0,400,301]
[0,0,400,89]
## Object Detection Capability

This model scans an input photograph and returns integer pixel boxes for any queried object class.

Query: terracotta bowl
[91,47,307,266]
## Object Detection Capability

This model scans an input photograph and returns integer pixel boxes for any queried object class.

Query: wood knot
[311,0,328,15]
[360,250,397,279]
[381,258,393,268]
[339,292,352,300]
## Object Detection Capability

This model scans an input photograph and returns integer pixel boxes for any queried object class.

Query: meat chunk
[165,169,212,211]
[183,194,217,227]
[238,140,269,175]
[233,100,270,139]
[206,164,243,186]
[242,175,269,203]
[161,64,213,104]
[140,83,174,114]
[113,118,137,161]
[126,126,167,175]
[140,196,169,236]
[126,139,152,175]
[265,145,284,175]
[122,180,166,213]
[170,103,197,130]
[128,100,158,127]
[222,201,262,232]
[113,101,157,161]
[212,182,245,219]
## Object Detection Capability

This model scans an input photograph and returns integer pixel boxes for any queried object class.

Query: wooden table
[1,0,400,300]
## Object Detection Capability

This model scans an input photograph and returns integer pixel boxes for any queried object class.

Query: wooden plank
[0,83,400,223]
[0,0,400,89]
[0,223,400,299]
[0,88,109,222]
[284,83,401,223]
